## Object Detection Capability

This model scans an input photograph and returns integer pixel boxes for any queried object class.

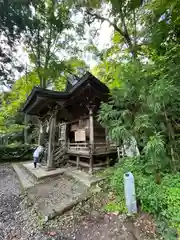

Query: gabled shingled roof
[22,71,109,116]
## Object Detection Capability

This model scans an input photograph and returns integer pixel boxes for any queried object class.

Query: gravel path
[0,163,157,240]
[0,164,84,240]
[0,164,45,240]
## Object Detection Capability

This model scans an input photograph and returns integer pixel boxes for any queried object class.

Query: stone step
[20,162,39,181]
[21,162,66,180]
[12,163,37,190]
[65,169,104,187]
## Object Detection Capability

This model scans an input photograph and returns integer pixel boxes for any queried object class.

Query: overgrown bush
[97,57,180,238]
[109,157,180,238]
[0,143,36,162]
[161,175,180,231]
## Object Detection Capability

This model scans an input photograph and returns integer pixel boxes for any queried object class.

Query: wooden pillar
[38,120,44,145]
[106,155,110,166]
[105,128,108,143]
[47,112,56,169]
[89,108,94,174]
[76,155,80,169]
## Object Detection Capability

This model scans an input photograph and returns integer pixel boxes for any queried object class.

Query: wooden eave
[22,72,109,117]
[22,87,68,115]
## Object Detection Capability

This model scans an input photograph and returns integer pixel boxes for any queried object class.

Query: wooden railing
[93,142,116,148]
[67,143,89,153]
[93,142,117,154]
[67,142,117,154]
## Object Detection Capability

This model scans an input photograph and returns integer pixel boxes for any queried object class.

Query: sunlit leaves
[134,114,152,132]
[143,133,166,170]
[144,134,165,158]
[0,71,40,134]
[110,125,130,144]
[112,32,123,44]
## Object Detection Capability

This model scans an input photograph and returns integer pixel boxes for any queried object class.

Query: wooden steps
[53,145,68,168]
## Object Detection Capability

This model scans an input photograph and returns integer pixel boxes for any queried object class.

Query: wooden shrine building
[22,72,117,173]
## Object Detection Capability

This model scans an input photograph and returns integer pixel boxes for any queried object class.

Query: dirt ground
[44,212,156,240]
[43,187,157,240]
[0,163,158,240]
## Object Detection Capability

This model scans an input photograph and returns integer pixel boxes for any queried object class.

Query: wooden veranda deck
[67,142,117,156]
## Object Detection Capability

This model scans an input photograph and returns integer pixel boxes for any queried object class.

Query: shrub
[161,174,180,231]
[0,143,36,162]
[110,156,143,196]
[103,199,127,213]
[109,157,180,237]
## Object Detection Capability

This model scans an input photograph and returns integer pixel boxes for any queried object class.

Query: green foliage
[98,55,180,172]
[109,158,180,236]
[143,133,166,172]
[24,0,72,88]
[0,144,35,162]
[0,70,39,135]
[0,0,33,86]
[161,175,180,230]
[0,57,87,135]
[103,200,127,214]
[156,218,177,240]
[94,1,180,237]
[110,157,142,196]
[1,1,180,237]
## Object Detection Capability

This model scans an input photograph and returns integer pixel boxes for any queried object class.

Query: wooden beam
[76,155,80,169]
[47,111,56,169]
[65,115,89,125]
[94,162,109,167]
[106,156,110,165]
[89,108,94,145]
[69,160,90,168]
[38,119,44,145]
[89,108,94,174]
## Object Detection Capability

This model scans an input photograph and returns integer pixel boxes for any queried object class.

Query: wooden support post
[89,108,94,174]
[47,112,56,169]
[105,128,108,143]
[106,155,110,166]
[76,155,80,169]
[38,118,47,146]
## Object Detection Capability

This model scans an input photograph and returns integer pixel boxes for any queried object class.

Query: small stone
[44,216,48,222]
[49,231,57,236]
[91,210,99,218]
[112,211,119,216]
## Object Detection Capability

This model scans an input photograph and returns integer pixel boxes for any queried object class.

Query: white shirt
[33,146,43,158]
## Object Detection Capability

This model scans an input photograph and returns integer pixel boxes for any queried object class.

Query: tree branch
[86,10,125,37]
[86,10,137,59]
[119,8,136,59]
